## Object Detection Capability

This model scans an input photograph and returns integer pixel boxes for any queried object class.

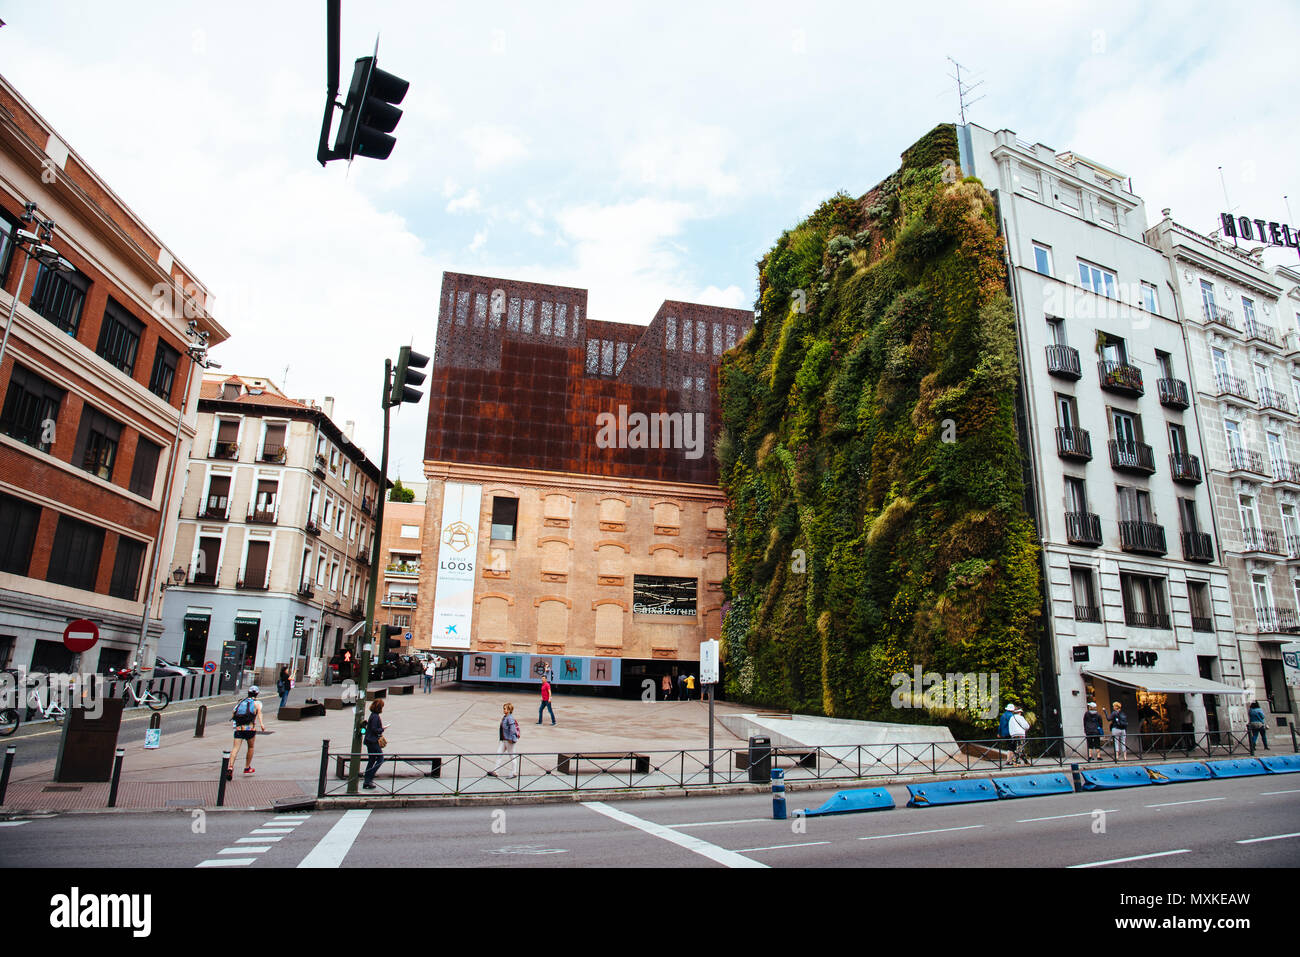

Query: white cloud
[446,188,482,213]
[619,124,741,199]
[461,125,529,170]
[469,230,488,252]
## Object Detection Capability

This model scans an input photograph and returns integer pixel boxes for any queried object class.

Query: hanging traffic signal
[332,55,409,162]
[388,346,429,408]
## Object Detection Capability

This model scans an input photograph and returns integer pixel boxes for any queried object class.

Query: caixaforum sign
[431,482,481,650]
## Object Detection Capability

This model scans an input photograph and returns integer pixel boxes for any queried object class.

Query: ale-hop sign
[430,482,481,650]
[1220,213,1300,251]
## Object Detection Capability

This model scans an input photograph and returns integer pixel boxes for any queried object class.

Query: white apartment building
[1145,220,1299,739]
[959,124,1245,743]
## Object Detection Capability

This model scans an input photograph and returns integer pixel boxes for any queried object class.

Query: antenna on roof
[947,57,985,125]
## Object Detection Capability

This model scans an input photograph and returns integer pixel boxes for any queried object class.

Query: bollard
[1290,724,1298,754]
[195,705,207,738]
[149,712,161,729]
[0,746,14,806]
[318,739,330,798]
[107,748,125,808]
[771,768,787,820]
[217,749,230,808]
[1070,762,1082,793]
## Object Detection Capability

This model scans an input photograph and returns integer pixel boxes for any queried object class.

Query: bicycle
[119,668,170,711]
[0,674,70,736]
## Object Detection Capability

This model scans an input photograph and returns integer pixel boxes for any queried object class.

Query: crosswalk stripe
[0,821,31,827]
[297,810,371,868]
[198,858,257,867]
[220,846,269,854]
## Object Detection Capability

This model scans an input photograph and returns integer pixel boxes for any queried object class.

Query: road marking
[1145,797,1226,808]
[237,835,283,843]
[220,846,269,854]
[668,818,770,829]
[0,821,30,827]
[1260,789,1300,796]
[1017,810,1117,823]
[263,821,304,827]
[858,825,983,841]
[197,858,257,867]
[1235,832,1300,844]
[251,828,294,835]
[1069,849,1191,868]
[270,817,309,823]
[736,841,830,852]
[298,810,371,868]
[583,802,766,869]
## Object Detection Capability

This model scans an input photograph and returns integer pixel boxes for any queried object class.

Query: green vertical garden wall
[717,123,1042,734]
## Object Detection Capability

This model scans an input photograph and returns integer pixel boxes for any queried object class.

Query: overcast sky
[3,1,1297,472]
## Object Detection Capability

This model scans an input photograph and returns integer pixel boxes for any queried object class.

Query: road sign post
[701,639,719,783]
[62,619,99,655]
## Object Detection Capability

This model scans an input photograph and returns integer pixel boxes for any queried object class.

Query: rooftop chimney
[323,396,334,419]
[344,420,355,441]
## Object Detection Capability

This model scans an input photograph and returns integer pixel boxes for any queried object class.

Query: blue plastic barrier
[906,779,997,807]
[993,772,1075,798]
[1144,762,1211,784]
[800,787,896,817]
[1079,766,1153,790]
[1260,754,1300,774]
[1206,758,1268,778]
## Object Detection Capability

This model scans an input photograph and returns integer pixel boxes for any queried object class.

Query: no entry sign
[63,618,99,654]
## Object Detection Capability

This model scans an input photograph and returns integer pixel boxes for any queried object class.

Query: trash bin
[748,735,772,784]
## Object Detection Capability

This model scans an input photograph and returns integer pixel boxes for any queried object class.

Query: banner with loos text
[430,481,481,650]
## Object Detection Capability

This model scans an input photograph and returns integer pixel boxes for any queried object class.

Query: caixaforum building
[416,272,752,692]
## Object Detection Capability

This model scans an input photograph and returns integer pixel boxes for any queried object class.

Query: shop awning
[1084,670,1246,696]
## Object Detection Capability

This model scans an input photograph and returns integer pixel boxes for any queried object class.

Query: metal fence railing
[315,729,1288,799]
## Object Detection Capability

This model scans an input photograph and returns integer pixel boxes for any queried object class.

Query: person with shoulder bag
[1247,700,1269,750]
[1083,701,1104,761]
[363,698,388,789]
[488,702,520,779]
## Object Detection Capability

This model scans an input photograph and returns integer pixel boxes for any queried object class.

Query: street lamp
[0,202,73,370]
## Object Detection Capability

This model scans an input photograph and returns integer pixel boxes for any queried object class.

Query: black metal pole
[195,705,207,738]
[317,0,342,164]
[0,745,14,805]
[217,749,230,807]
[107,748,125,808]
[318,738,330,798]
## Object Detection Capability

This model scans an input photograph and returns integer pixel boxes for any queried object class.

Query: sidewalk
[0,680,752,812]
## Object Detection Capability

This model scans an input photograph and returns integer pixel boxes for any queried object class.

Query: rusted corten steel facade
[419,272,752,688]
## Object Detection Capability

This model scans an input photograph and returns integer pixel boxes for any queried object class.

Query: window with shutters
[195,536,222,585]
[0,363,64,452]
[73,408,122,482]
[261,422,287,461]
[29,264,89,337]
[109,537,146,600]
[148,341,179,401]
[0,492,41,575]
[46,515,105,592]
[129,438,161,497]
[95,299,144,375]
[242,541,270,589]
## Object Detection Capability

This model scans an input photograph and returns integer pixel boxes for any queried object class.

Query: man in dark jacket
[1083,701,1104,761]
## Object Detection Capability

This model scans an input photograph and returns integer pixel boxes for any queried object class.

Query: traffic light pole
[346,358,392,794]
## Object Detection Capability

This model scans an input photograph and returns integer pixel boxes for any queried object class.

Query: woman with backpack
[227,686,265,779]
[488,702,520,779]
[1108,701,1128,760]
[363,698,388,789]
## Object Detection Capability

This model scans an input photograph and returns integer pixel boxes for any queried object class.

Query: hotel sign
[430,482,482,650]
[1220,213,1300,250]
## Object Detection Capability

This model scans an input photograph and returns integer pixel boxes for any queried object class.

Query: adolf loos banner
[430,482,482,649]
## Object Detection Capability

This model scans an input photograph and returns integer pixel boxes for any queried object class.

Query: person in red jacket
[537,677,555,725]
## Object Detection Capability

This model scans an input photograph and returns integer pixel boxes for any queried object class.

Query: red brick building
[0,74,228,674]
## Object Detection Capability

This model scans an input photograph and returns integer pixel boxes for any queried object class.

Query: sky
[2,1,1297,475]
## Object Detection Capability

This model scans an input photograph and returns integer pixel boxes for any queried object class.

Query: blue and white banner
[460,653,622,687]
[431,482,481,650]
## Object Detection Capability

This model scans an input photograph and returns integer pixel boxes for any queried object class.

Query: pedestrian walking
[423,657,435,693]
[1108,701,1128,760]
[685,674,696,700]
[488,703,521,778]
[227,686,266,780]
[677,673,687,701]
[1008,705,1030,765]
[1083,701,1104,761]
[276,666,292,709]
[538,676,556,725]
[362,698,388,789]
[1247,700,1269,750]
[997,703,1015,752]
[661,675,672,701]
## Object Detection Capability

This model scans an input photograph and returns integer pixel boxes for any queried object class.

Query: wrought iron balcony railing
[1157,378,1190,409]
[1045,345,1082,379]
[1124,609,1171,630]
[1169,452,1202,484]
[1065,511,1103,547]
[1214,373,1252,402]
[1181,531,1214,563]
[1258,386,1291,414]
[1055,426,1092,460]
[1109,440,1156,474]
[1098,360,1144,396]
[1203,303,1238,331]
[1240,526,1282,555]
[1119,520,1166,555]
[1226,446,1269,476]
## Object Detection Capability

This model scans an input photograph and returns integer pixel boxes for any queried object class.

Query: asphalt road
[2,774,1296,869]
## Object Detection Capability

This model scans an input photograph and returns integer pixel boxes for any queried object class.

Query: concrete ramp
[717,713,957,750]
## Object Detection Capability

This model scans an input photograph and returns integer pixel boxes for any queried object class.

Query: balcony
[386,562,421,578]
[212,441,239,460]
[1074,605,1102,623]
[1258,386,1291,415]
[1213,372,1252,404]
[1287,534,1300,562]
[350,602,364,617]
[1168,452,1202,485]
[1203,303,1238,332]
[356,550,371,566]
[247,506,278,525]
[1045,345,1082,379]
[361,496,374,516]
[381,596,417,608]
[298,582,315,599]
[1124,609,1171,630]
[1109,440,1156,475]
[1255,606,1300,637]
[313,454,327,478]
[1191,615,1215,633]
[260,446,287,464]
[1098,360,1144,397]
[1055,426,1092,461]
[199,503,230,520]
[1065,511,1103,547]
[236,574,269,590]
[1156,378,1190,409]
[1240,526,1283,557]
[1226,446,1269,477]
[1181,531,1214,563]
[1274,460,1300,490]
[1119,520,1166,555]
[191,571,218,586]
[305,519,321,537]
[1245,318,1281,350]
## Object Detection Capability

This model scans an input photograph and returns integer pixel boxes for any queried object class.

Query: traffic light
[333,55,409,162]
[388,346,429,408]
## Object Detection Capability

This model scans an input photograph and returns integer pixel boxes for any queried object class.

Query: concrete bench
[277,702,326,720]
[734,747,818,770]
[323,697,348,710]
[556,752,651,775]
[389,684,414,696]
[335,754,442,779]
